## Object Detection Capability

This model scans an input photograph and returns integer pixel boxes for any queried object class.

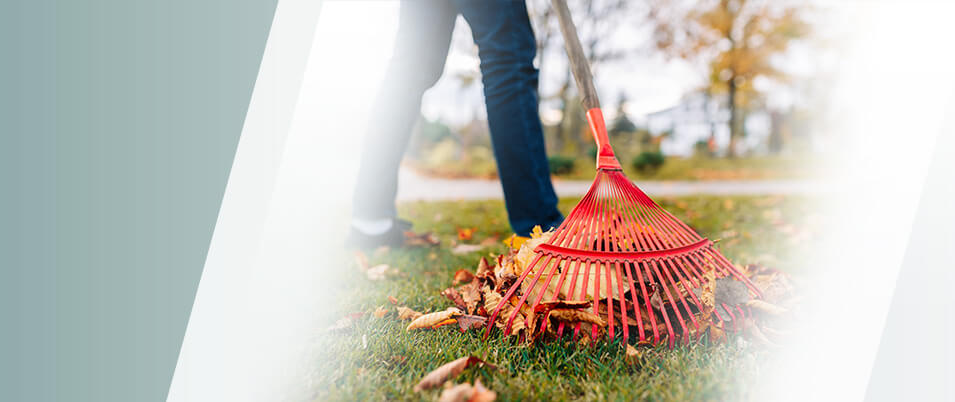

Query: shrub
[548,155,576,175]
[632,151,665,173]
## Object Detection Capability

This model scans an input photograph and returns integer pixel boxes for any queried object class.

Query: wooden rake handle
[551,0,621,170]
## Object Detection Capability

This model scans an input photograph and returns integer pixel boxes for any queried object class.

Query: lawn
[408,155,818,182]
[307,195,813,401]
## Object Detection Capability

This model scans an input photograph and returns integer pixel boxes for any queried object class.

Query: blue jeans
[352,0,563,237]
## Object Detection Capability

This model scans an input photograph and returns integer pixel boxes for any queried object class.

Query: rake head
[483,112,762,348]
[484,0,760,347]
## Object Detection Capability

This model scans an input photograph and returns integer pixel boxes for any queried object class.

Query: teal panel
[0,1,279,400]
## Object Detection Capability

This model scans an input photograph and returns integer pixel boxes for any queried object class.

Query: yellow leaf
[406,307,462,331]
[502,234,529,249]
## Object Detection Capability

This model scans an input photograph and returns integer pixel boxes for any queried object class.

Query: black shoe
[345,218,413,249]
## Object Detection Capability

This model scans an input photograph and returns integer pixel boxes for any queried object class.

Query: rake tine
[484,253,543,339]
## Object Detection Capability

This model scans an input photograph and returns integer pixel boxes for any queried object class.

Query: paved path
[396,168,832,201]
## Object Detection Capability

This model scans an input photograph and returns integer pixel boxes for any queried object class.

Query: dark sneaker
[345,218,413,249]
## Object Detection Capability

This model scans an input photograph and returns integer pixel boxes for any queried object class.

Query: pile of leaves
[401,227,795,346]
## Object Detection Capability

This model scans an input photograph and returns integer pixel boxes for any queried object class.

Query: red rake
[484,0,761,348]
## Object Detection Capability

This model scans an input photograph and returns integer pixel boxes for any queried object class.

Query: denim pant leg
[455,0,563,236]
[351,1,457,220]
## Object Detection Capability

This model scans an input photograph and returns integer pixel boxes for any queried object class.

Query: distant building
[645,91,770,156]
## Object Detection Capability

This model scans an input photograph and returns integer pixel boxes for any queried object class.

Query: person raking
[348,0,563,248]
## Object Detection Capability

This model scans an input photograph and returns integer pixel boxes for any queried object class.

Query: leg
[352,1,457,221]
[455,0,563,236]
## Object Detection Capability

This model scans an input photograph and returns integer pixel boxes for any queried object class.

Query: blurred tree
[609,94,637,138]
[648,0,808,157]
[528,0,631,156]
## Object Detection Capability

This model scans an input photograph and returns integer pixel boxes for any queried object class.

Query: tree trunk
[727,76,740,158]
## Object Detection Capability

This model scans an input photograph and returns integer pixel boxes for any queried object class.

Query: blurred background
[403,0,838,181]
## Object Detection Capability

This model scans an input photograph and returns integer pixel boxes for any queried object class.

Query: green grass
[308,196,813,401]
[409,155,818,182]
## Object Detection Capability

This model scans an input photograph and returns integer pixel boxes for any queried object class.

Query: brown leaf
[440,383,474,402]
[527,300,592,338]
[373,305,389,318]
[438,379,497,402]
[535,300,591,311]
[451,244,485,255]
[483,287,525,336]
[459,280,482,315]
[751,270,793,303]
[745,299,788,315]
[475,257,494,279]
[441,288,467,311]
[550,309,607,327]
[404,231,440,247]
[453,269,476,285]
[353,251,369,271]
[397,306,423,321]
[413,356,497,392]
[744,318,777,347]
[326,317,355,332]
[325,312,364,332]
[479,236,499,247]
[625,344,642,365]
[455,314,488,331]
[388,296,399,305]
[406,307,463,331]
[366,264,396,281]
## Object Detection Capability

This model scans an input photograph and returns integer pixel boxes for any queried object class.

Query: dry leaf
[453,269,475,285]
[455,314,488,331]
[325,312,364,332]
[373,305,389,318]
[413,356,497,392]
[441,288,467,311]
[745,299,788,315]
[451,244,485,255]
[405,231,440,247]
[475,257,493,279]
[457,227,476,241]
[744,318,776,347]
[366,264,396,281]
[625,344,642,365]
[535,300,591,311]
[440,383,475,402]
[388,296,399,305]
[397,306,423,321]
[483,287,525,335]
[326,317,355,332]
[439,379,497,402]
[407,307,463,331]
[723,199,735,210]
[751,271,793,303]
[502,234,528,249]
[479,236,499,247]
[550,309,607,327]
[353,251,369,271]
[459,280,482,314]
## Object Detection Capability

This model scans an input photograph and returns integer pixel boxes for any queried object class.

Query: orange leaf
[457,227,476,241]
